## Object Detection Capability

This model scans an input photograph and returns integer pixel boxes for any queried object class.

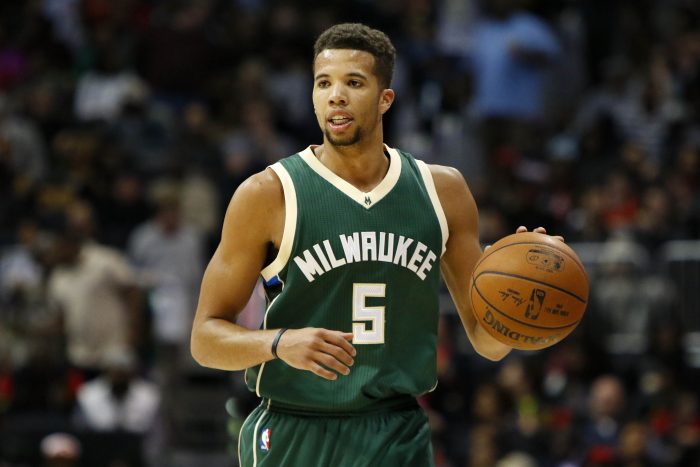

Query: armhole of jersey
[260,163,297,282]
[416,160,449,256]
[254,285,286,397]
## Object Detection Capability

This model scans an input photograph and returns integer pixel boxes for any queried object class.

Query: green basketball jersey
[244,145,449,414]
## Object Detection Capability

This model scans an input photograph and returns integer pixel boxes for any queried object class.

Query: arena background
[0,0,699,466]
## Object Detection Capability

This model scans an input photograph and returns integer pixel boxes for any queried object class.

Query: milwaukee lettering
[482,309,560,345]
[293,232,437,282]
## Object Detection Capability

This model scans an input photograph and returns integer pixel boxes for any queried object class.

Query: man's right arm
[190,168,355,380]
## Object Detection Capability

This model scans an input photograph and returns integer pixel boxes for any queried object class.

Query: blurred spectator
[105,85,172,177]
[0,116,43,244]
[467,423,500,467]
[567,185,609,241]
[73,56,148,122]
[465,0,561,165]
[0,94,47,182]
[0,220,43,310]
[667,391,700,465]
[497,357,549,460]
[46,202,143,375]
[582,375,628,452]
[618,420,659,466]
[169,102,222,241]
[73,349,159,434]
[0,219,49,370]
[21,79,74,151]
[588,236,676,382]
[169,101,222,179]
[97,171,151,249]
[600,172,639,234]
[435,0,478,57]
[127,183,205,373]
[666,144,700,237]
[616,53,683,168]
[41,0,86,57]
[468,0,561,121]
[634,185,680,252]
[218,99,293,201]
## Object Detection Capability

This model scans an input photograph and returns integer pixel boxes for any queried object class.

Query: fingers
[306,333,353,380]
[279,328,357,381]
[327,331,356,357]
[517,226,554,235]
[315,330,355,375]
[316,352,351,376]
[310,362,338,380]
[319,341,355,367]
[515,226,565,242]
[517,226,546,234]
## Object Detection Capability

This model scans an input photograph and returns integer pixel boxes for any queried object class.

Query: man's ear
[379,88,395,114]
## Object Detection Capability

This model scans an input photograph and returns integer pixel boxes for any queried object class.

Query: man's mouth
[328,115,353,130]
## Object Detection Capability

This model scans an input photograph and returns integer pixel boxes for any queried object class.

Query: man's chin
[325,129,361,147]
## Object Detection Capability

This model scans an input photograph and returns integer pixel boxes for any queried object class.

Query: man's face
[312,49,393,147]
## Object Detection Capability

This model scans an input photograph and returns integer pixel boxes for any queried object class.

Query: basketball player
[191,23,556,466]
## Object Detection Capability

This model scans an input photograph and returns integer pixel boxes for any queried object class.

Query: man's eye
[317,81,330,88]
[349,80,361,87]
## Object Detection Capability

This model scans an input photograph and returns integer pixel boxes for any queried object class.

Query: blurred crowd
[0,0,699,466]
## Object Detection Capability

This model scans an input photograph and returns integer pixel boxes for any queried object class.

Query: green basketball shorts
[237,401,434,467]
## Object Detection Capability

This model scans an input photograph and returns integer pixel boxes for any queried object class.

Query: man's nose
[329,83,347,105]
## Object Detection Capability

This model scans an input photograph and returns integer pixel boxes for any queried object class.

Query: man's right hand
[275,328,356,380]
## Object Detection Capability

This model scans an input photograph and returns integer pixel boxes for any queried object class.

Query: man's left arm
[429,165,512,361]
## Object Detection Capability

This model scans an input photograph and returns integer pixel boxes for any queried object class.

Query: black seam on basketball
[472,283,581,331]
[474,270,588,303]
[477,241,586,274]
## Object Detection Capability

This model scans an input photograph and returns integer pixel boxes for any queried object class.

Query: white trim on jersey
[415,160,449,256]
[256,163,296,398]
[254,276,285,398]
[299,145,402,209]
[253,274,284,397]
[261,163,297,282]
[251,405,269,467]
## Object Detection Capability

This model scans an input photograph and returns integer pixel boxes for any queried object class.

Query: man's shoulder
[422,163,466,188]
[239,147,308,192]
[386,147,464,185]
[225,166,286,226]
[238,166,284,197]
[266,146,308,164]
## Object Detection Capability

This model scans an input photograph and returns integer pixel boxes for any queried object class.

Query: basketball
[470,232,589,350]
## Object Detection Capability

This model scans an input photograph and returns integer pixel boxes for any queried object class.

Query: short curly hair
[313,23,396,89]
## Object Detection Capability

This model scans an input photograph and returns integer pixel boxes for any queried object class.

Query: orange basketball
[470,232,589,350]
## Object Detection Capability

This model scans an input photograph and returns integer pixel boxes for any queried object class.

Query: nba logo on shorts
[260,428,271,451]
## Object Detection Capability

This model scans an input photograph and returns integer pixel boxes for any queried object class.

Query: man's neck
[313,140,389,192]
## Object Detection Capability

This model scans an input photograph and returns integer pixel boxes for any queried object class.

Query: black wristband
[271,328,288,359]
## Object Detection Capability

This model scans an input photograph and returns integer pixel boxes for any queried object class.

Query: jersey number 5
[352,283,385,344]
